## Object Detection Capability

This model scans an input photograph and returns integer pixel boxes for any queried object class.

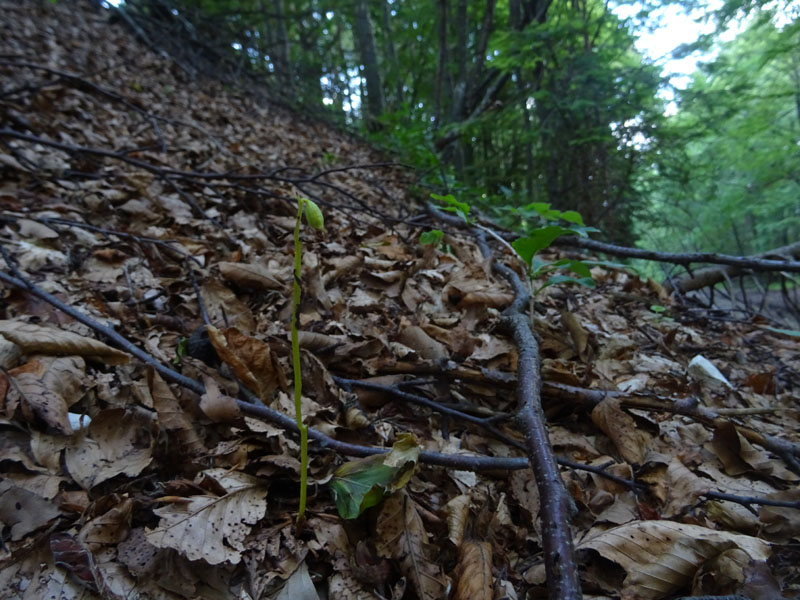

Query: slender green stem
[292,198,309,520]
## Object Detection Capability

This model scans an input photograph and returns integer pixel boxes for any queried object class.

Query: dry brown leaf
[0,480,62,541]
[454,541,493,600]
[147,368,204,456]
[711,421,798,481]
[199,375,241,422]
[578,520,771,599]
[5,356,85,434]
[348,288,382,313]
[396,325,447,360]
[201,280,256,332]
[591,397,652,464]
[445,494,471,547]
[146,469,267,565]
[458,290,512,308]
[375,490,447,600]
[206,325,281,401]
[662,457,712,518]
[561,310,592,361]
[0,336,21,369]
[0,538,86,599]
[79,498,133,547]
[323,255,362,285]
[509,469,541,535]
[218,261,284,290]
[297,330,343,350]
[275,562,319,600]
[118,528,199,597]
[0,320,129,364]
[64,408,154,489]
[758,489,800,539]
[17,218,59,239]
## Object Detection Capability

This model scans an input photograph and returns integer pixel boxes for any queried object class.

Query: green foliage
[638,10,800,257]
[429,194,599,293]
[430,192,472,224]
[151,0,797,268]
[419,229,443,246]
[329,433,420,519]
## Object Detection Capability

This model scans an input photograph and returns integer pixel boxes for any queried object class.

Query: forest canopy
[111,0,799,257]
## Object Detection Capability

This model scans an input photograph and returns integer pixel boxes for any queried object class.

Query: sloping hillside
[1,2,798,599]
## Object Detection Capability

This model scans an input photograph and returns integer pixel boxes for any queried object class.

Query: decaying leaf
[329,433,420,519]
[0,320,130,364]
[591,397,652,464]
[375,490,447,600]
[275,561,319,600]
[205,325,282,401]
[5,356,85,434]
[578,520,771,599]
[445,494,471,547]
[454,541,493,600]
[147,368,204,456]
[218,261,285,291]
[65,408,154,489]
[146,469,267,565]
[199,375,241,422]
[0,480,62,541]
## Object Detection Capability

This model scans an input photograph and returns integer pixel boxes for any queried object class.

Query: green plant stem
[292,199,309,521]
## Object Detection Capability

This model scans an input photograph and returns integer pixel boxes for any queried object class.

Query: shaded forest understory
[0,2,799,599]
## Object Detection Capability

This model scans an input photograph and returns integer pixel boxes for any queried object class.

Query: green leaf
[173,337,188,365]
[329,433,420,519]
[431,193,471,223]
[419,229,443,246]
[303,199,325,231]
[560,211,585,225]
[650,304,667,313]
[550,259,593,278]
[512,226,576,265]
[536,275,595,293]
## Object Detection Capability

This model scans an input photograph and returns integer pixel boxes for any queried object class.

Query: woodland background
[117,0,800,255]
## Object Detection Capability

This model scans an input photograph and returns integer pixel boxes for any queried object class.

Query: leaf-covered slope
[1,2,799,599]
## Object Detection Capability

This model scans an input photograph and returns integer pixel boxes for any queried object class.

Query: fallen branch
[702,490,800,510]
[552,236,800,275]
[430,202,582,598]
[489,258,582,600]
[0,268,524,472]
[334,376,642,488]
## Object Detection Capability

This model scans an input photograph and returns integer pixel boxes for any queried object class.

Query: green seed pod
[303,199,325,230]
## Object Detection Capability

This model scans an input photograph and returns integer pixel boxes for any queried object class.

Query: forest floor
[0,1,799,599]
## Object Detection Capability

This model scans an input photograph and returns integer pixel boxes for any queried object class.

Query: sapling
[291,196,324,523]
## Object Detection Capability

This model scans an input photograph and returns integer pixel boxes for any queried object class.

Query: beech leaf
[329,433,420,519]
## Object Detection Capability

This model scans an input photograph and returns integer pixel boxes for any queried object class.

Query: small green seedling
[292,197,325,524]
[510,203,601,293]
[431,192,473,224]
[419,229,444,246]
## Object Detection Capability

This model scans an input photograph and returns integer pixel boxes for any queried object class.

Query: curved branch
[553,236,800,275]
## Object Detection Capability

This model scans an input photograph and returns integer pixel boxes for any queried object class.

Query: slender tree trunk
[271,0,294,97]
[381,1,403,109]
[450,0,468,123]
[353,0,384,130]
[433,0,448,130]
[516,73,534,200]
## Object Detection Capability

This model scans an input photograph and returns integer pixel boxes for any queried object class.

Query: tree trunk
[433,0,448,130]
[381,1,403,109]
[271,0,294,97]
[353,0,384,130]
